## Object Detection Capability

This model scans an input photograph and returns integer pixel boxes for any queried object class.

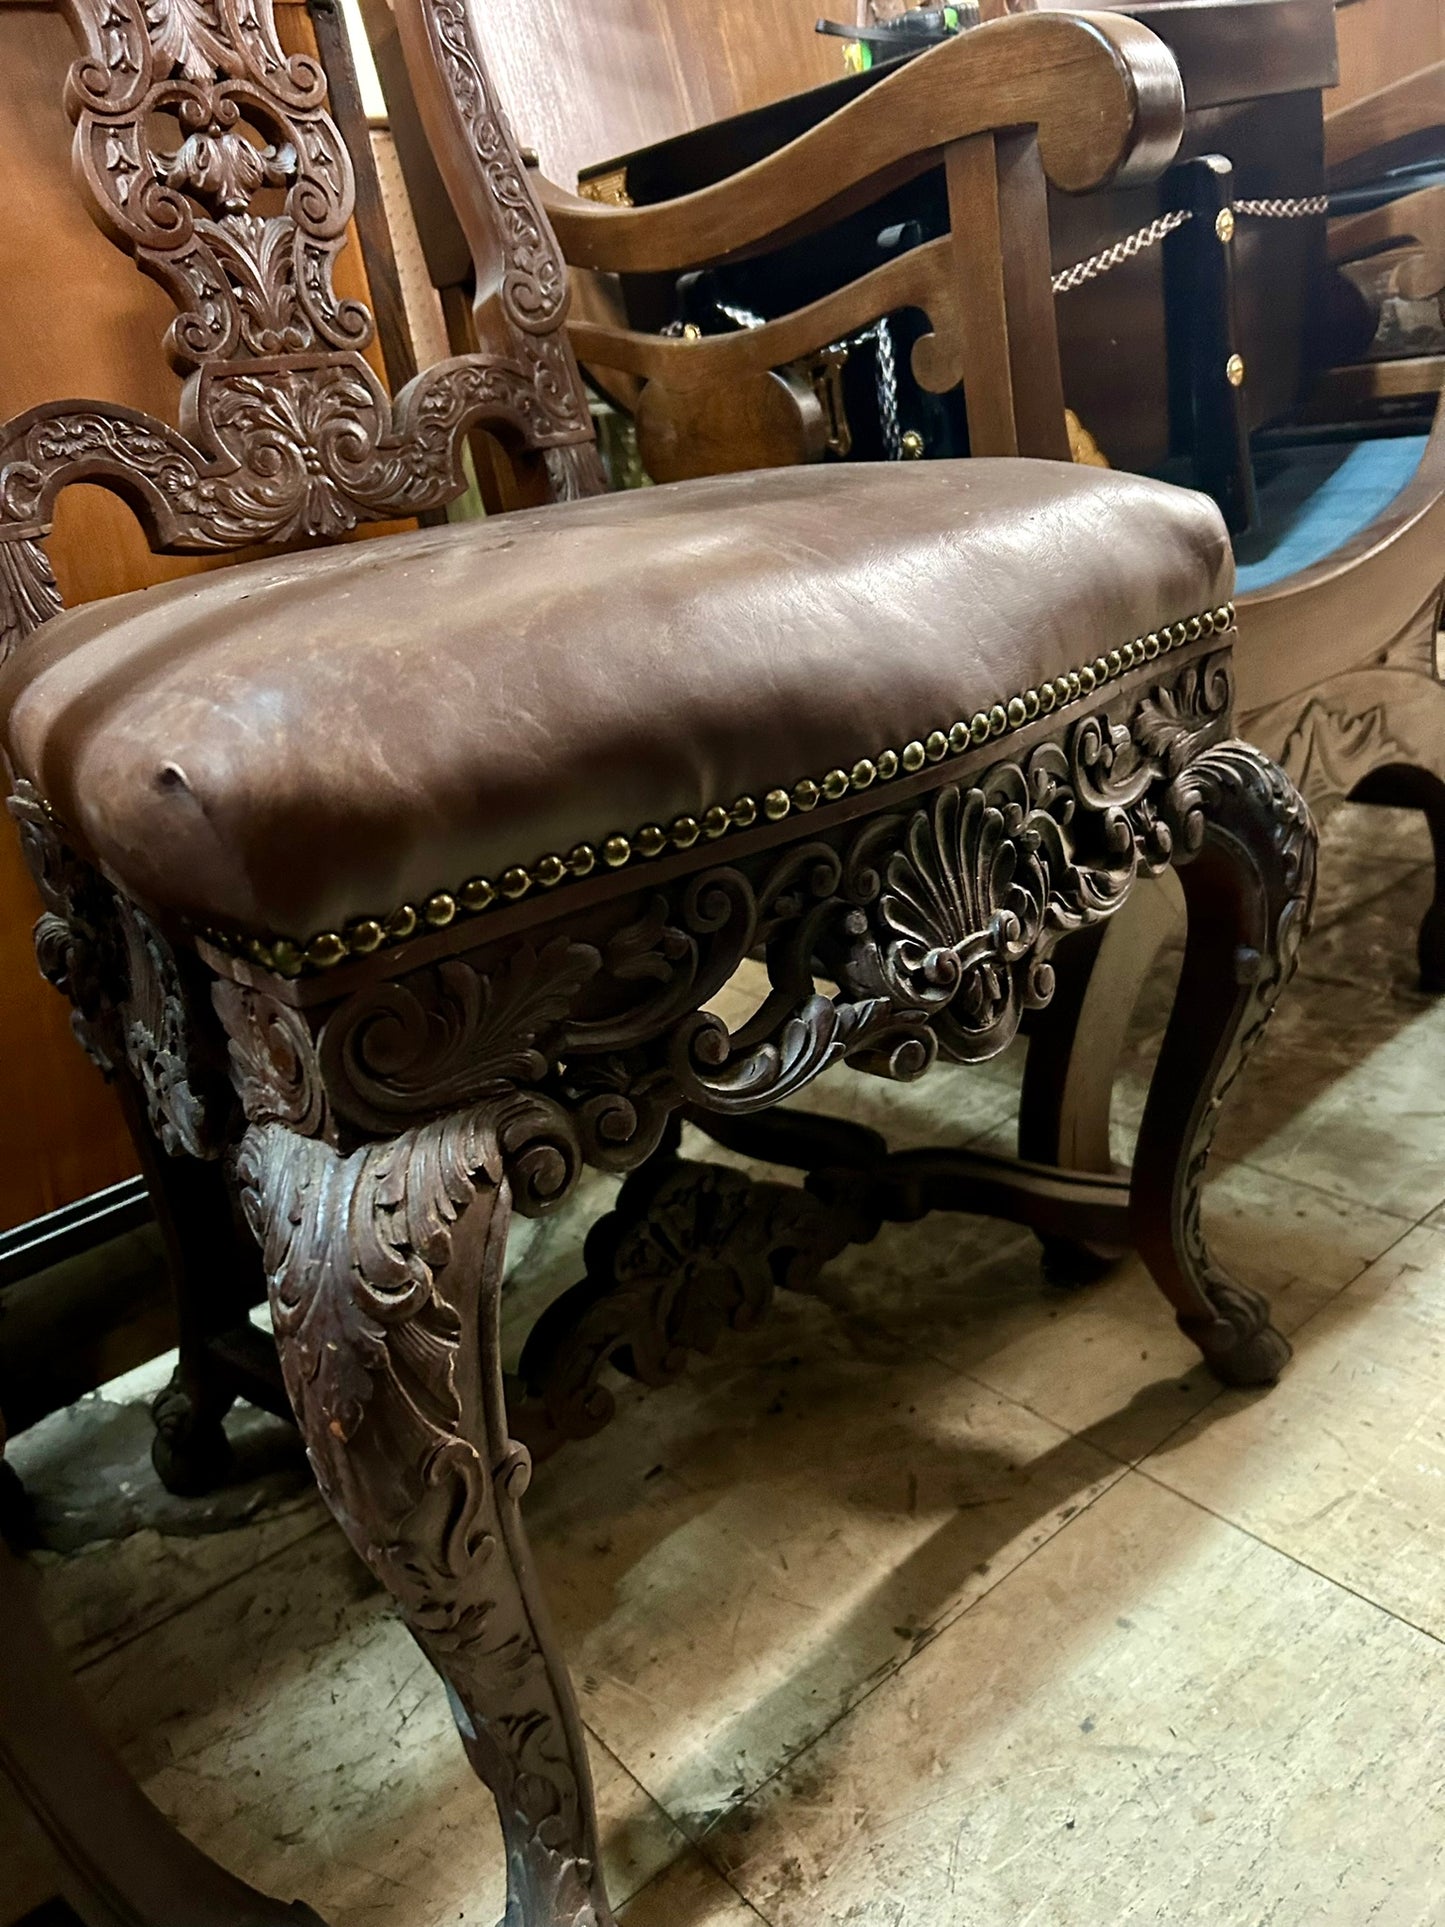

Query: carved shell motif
[879,778,1065,1051]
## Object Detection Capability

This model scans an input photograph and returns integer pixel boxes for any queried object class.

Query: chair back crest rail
[0,0,603,660]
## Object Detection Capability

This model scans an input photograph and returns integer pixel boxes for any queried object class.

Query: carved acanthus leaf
[234,1098,607,1923]
[213,979,329,1136]
[235,1112,481,1444]
[318,938,602,1133]
[1131,651,1233,774]
[0,536,63,661]
[1280,696,1409,812]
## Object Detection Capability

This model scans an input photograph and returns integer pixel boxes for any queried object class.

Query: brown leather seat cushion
[1,460,1231,947]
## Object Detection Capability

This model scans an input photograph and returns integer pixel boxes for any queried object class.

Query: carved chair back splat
[0,6,1318,1927]
[0,0,604,660]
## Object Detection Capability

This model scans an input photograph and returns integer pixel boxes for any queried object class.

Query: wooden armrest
[1326,62,1445,180]
[1332,185,1445,301]
[540,10,1184,276]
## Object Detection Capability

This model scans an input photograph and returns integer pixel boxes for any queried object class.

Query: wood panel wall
[0,0,393,1231]
[1332,0,1444,112]
[467,0,845,189]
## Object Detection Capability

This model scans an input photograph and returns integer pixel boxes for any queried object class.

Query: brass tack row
[221,603,1234,978]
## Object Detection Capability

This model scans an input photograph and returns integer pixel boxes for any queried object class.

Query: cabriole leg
[1350,762,1445,993]
[1019,876,1185,1286]
[1130,742,1317,1386]
[112,1065,262,1497]
[235,1103,615,1927]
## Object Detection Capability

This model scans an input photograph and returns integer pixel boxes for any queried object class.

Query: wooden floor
[7,799,1445,1927]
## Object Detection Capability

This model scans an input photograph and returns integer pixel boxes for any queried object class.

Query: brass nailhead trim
[225,604,1234,976]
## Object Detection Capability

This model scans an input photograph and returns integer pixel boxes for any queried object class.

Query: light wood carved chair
[0,1,1315,1922]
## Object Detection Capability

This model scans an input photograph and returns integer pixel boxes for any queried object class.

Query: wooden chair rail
[1331,183,1445,301]
[1325,58,1445,181]
[568,235,960,392]
[539,10,1184,277]
[535,11,1188,470]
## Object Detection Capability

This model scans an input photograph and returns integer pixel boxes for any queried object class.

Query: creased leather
[0,459,1232,938]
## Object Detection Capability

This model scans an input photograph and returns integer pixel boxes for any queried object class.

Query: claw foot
[1185,1287,1292,1388]
[151,1375,235,1496]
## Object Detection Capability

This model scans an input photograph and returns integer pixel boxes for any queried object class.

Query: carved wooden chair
[413,0,1445,1136]
[0,0,1315,1922]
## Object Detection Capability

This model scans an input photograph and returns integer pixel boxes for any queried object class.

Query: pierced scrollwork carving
[215,649,1249,1161]
[0,0,601,653]
[509,1150,877,1463]
[64,0,364,373]
[234,1096,614,1927]
[6,781,226,1152]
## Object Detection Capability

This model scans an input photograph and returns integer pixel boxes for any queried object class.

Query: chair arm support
[540,11,1184,277]
[1331,186,1445,302]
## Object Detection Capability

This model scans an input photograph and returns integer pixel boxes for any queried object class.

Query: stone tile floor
[8,802,1445,1926]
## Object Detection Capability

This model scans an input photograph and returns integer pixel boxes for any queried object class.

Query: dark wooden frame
[0,0,418,1477]
[0,4,1317,1924]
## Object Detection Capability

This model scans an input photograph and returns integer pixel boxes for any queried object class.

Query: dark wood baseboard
[0,1181,151,1293]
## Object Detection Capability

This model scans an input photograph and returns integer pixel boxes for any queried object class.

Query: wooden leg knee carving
[235,1104,615,1927]
[1131,740,1318,1385]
